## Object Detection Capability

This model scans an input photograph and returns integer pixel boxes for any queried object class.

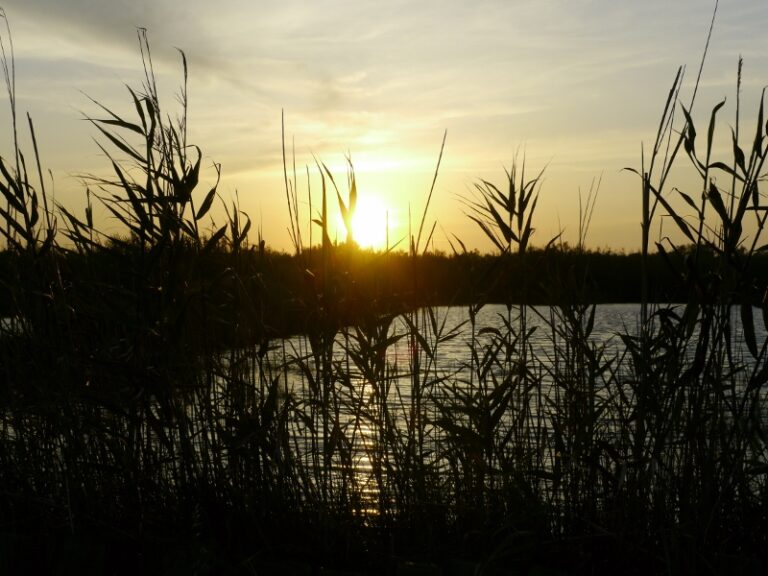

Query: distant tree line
[4,243,766,338]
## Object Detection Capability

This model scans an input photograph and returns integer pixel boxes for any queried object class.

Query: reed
[0,14,766,576]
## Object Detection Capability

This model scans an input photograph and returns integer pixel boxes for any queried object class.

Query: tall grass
[0,15,766,576]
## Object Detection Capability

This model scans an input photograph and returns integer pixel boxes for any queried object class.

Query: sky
[0,0,766,253]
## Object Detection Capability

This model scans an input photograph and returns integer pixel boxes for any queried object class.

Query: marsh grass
[0,14,766,576]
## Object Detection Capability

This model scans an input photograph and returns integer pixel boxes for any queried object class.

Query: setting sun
[346,195,395,250]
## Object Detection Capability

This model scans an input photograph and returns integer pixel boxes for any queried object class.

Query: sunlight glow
[348,195,394,250]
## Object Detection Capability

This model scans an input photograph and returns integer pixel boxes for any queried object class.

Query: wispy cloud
[0,0,765,251]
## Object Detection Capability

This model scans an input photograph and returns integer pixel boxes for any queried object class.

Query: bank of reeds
[0,18,767,576]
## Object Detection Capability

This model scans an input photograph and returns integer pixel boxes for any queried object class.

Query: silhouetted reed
[0,12,766,575]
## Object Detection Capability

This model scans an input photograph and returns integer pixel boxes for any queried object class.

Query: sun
[349,195,393,250]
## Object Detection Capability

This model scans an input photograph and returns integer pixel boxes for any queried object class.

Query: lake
[261,302,768,513]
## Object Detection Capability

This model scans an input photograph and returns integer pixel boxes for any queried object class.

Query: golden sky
[1,0,767,252]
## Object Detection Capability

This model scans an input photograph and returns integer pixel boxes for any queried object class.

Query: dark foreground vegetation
[7,245,768,336]
[1,16,768,576]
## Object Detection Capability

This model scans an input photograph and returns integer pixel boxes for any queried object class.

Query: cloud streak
[0,0,765,251]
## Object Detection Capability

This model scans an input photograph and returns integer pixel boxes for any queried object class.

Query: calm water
[279,302,767,391]
[272,302,768,509]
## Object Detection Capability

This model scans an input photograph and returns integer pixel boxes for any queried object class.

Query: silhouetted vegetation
[1,12,767,576]
[5,246,768,337]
